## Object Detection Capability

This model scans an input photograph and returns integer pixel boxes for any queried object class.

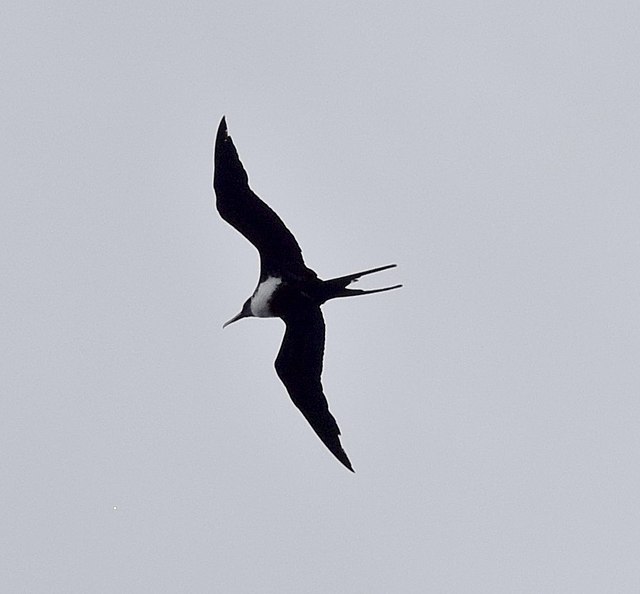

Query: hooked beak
[223,311,248,328]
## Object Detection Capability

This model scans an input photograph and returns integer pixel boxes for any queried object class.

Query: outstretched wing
[213,117,308,275]
[274,305,354,471]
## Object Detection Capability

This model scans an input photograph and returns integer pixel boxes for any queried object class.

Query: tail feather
[337,284,403,297]
[324,263,396,287]
[322,264,401,300]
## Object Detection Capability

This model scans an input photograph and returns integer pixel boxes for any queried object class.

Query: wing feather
[274,306,353,471]
[213,117,308,274]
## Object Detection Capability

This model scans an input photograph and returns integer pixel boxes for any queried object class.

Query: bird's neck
[250,276,282,317]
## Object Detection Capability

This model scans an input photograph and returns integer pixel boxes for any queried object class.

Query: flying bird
[213,117,401,471]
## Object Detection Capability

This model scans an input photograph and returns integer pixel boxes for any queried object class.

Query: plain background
[3,1,639,592]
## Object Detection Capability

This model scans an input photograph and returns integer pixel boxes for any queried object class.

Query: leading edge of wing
[274,305,354,472]
[213,117,307,272]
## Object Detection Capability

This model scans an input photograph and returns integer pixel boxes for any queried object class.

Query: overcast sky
[3,1,640,592]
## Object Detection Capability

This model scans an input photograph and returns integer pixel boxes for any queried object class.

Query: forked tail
[322,264,402,301]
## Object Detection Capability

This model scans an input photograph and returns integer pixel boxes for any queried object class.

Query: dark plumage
[214,117,400,471]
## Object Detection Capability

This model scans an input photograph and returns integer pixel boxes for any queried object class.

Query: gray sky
[3,1,640,592]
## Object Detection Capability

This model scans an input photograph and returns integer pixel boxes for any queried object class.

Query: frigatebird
[213,117,401,471]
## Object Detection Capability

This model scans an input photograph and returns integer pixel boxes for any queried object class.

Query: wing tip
[333,447,355,472]
[217,116,228,140]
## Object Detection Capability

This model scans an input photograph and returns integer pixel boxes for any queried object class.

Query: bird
[213,117,401,471]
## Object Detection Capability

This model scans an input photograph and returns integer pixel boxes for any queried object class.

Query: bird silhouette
[213,117,401,471]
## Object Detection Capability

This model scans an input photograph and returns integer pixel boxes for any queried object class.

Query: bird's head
[223,298,253,328]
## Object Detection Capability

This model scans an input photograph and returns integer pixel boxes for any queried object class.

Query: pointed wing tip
[334,448,355,472]
[216,116,228,141]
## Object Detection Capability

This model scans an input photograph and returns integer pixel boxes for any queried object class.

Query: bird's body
[214,117,400,471]
[248,276,282,317]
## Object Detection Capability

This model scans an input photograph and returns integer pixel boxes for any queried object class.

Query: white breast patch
[250,277,282,317]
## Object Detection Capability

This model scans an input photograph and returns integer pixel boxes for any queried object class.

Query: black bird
[213,117,401,471]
